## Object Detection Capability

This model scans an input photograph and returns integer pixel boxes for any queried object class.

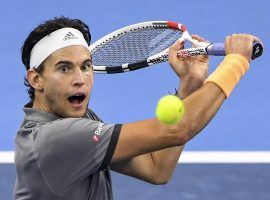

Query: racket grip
[206,43,225,56]
[207,42,263,60]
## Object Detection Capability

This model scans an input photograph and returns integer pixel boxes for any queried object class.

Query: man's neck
[32,98,51,113]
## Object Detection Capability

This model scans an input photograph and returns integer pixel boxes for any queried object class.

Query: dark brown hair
[22,16,91,102]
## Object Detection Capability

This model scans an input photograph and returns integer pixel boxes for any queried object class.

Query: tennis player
[14,16,261,200]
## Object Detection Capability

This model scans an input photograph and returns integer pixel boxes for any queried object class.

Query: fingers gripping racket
[89,21,263,74]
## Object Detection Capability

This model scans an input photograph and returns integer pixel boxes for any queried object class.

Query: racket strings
[92,28,182,66]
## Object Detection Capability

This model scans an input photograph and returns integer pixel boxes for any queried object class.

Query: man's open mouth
[68,93,86,105]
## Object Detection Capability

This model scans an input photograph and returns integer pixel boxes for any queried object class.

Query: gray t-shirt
[14,103,121,200]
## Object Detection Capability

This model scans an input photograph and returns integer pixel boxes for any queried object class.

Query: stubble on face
[33,46,93,118]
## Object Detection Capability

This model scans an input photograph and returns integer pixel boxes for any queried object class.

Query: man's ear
[27,69,44,91]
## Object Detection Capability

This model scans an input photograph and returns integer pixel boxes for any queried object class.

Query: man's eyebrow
[55,58,92,66]
[55,60,73,66]
[83,58,92,63]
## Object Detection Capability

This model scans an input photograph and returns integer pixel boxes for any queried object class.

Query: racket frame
[89,21,222,73]
[89,21,193,73]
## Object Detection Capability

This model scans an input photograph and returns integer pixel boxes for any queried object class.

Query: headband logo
[63,31,78,41]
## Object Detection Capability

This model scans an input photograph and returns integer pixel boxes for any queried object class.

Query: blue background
[0,0,269,151]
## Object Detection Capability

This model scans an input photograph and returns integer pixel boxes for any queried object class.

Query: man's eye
[58,65,70,73]
[82,63,92,71]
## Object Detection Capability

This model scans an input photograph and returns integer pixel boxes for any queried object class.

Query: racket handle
[206,43,225,56]
[207,42,263,60]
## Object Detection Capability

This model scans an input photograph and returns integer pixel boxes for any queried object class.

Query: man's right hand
[225,34,262,61]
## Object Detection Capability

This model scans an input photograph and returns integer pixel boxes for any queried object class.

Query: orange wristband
[205,54,249,98]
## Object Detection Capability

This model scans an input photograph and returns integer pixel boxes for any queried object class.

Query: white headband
[29,28,89,69]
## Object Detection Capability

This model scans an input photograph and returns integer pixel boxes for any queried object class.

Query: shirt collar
[23,102,61,123]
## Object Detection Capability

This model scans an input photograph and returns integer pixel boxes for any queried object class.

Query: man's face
[37,45,93,118]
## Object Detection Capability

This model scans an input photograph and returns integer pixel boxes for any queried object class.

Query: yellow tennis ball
[156,95,185,125]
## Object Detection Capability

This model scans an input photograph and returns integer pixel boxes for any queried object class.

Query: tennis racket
[89,21,263,74]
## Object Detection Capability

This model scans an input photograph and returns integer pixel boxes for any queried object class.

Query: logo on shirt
[92,123,104,142]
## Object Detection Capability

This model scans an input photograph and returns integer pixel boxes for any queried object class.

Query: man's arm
[110,35,210,184]
[111,83,224,183]
[109,34,259,184]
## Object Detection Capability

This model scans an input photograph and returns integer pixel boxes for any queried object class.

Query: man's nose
[72,68,85,86]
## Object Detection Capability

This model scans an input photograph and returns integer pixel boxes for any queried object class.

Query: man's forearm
[148,77,205,183]
[180,82,225,140]
[178,76,205,99]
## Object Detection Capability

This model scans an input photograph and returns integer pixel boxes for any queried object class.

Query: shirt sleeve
[32,118,121,195]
